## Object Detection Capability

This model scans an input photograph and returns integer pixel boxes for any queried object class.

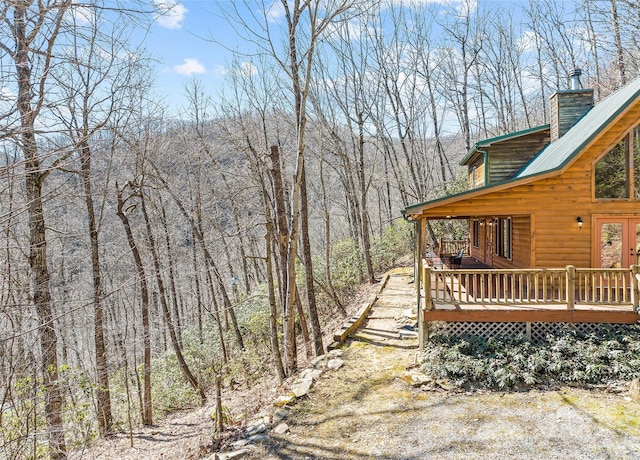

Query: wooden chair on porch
[450,248,464,268]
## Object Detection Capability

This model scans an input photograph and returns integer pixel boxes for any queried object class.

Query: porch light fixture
[576,216,583,229]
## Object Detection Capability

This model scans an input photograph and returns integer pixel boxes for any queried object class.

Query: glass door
[596,218,640,268]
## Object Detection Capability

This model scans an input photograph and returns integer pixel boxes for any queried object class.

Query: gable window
[595,125,640,199]
[495,217,512,259]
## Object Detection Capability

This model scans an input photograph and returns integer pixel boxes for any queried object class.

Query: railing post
[423,264,432,311]
[631,265,640,310]
[566,265,575,310]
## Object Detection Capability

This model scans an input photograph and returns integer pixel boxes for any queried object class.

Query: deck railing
[421,260,640,311]
[438,238,468,257]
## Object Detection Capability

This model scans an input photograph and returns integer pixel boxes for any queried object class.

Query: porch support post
[414,219,422,300]
[631,265,640,310]
[566,265,575,311]
[420,264,432,352]
[414,219,424,353]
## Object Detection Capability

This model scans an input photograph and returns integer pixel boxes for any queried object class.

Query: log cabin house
[403,71,640,348]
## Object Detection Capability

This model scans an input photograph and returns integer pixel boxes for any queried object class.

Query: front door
[595,218,640,268]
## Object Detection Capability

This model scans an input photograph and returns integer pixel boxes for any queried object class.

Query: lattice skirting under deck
[425,321,636,343]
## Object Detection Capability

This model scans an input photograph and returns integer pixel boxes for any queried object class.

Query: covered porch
[407,211,640,350]
[414,254,640,350]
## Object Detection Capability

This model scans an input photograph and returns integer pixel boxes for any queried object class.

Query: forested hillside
[1,0,639,458]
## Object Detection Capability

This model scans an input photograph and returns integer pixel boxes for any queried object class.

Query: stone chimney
[550,69,594,141]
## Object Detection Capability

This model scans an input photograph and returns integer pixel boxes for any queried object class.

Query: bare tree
[116,181,153,426]
[50,5,152,435]
[1,2,73,456]
[139,188,206,403]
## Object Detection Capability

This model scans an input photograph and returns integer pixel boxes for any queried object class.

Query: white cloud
[174,58,205,75]
[324,18,364,42]
[239,61,257,77]
[155,0,187,30]
[69,5,94,25]
[383,0,452,7]
[214,65,227,77]
[518,30,538,53]
[266,1,285,23]
[0,87,16,103]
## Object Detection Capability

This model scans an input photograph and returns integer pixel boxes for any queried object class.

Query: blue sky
[147,1,249,115]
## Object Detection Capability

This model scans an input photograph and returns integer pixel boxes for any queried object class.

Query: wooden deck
[422,302,640,324]
[420,259,640,325]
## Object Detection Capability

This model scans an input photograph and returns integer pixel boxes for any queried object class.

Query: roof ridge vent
[569,68,582,90]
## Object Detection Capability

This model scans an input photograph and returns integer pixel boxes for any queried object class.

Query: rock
[272,422,289,434]
[436,379,457,391]
[248,433,268,443]
[310,354,327,368]
[403,307,417,320]
[299,368,323,381]
[215,448,252,460]
[256,408,271,418]
[273,394,296,407]
[629,378,640,402]
[230,439,250,449]
[399,329,418,339]
[328,349,344,358]
[272,407,289,424]
[246,421,266,436]
[291,377,313,397]
[327,358,344,370]
[401,371,433,387]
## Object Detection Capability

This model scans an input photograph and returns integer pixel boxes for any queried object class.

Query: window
[472,165,477,189]
[495,217,512,259]
[595,124,640,199]
[472,220,480,248]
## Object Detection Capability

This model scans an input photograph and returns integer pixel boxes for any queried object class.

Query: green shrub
[371,220,412,271]
[421,325,640,389]
[330,238,365,290]
[151,353,202,414]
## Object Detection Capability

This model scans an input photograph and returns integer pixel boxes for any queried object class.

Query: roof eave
[459,124,550,165]
[403,168,560,218]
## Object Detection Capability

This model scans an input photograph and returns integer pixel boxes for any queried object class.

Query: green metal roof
[517,76,640,178]
[459,124,550,165]
[403,75,640,217]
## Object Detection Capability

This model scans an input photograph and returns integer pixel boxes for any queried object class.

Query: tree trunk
[356,113,376,285]
[319,159,346,315]
[295,287,312,358]
[116,185,152,426]
[610,0,626,84]
[14,3,68,455]
[262,188,286,380]
[80,140,113,435]
[299,164,324,356]
[160,203,183,349]
[191,228,204,345]
[267,145,297,374]
[204,267,229,365]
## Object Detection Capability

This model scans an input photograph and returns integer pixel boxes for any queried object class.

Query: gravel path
[252,268,640,459]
